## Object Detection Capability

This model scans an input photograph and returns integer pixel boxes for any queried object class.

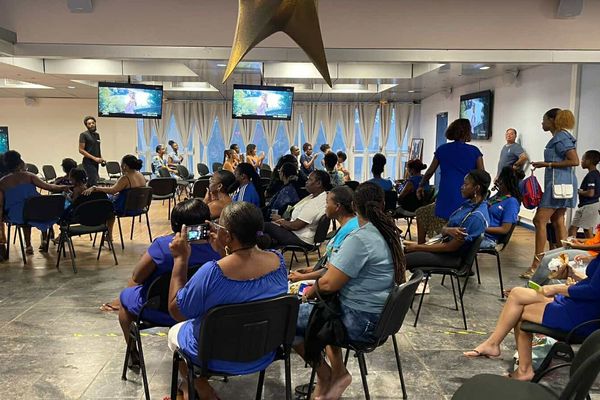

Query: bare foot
[507,368,534,381]
[317,371,352,400]
[313,367,332,399]
[463,342,501,358]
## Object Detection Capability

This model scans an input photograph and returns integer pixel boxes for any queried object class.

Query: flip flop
[99,303,119,312]
[463,349,501,359]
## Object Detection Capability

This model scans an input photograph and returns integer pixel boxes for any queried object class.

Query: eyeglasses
[211,222,227,232]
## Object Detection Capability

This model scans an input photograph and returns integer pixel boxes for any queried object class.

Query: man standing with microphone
[79,116,105,186]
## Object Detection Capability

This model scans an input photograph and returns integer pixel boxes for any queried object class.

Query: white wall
[0,98,137,176]
[577,65,600,183]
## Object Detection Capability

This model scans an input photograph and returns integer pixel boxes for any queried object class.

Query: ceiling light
[216,63,227,67]
[67,86,76,89]
[407,90,416,93]
[479,65,491,70]
[0,79,54,89]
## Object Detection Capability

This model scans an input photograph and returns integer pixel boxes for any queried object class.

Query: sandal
[519,269,535,280]
[463,349,501,359]
[99,303,120,312]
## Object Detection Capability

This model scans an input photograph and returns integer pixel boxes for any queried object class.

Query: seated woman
[222,149,236,172]
[0,150,70,254]
[167,140,184,169]
[231,162,264,208]
[167,202,288,400]
[152,144,177,178]
[464,254,600,381]
[404,170,491,267]
[324,152,344,187]
[116,199,220,365]
[397,159,429,212]
[266,154,299,198]
[265,162,301,219]
[294,182,405,399]
[367,153,394,191]
[262,170,330,248]
[54,158,78,186]
[336,151,351,182]
[82,155,146,241]
[480,166,521,249]
[203,170,236,220]
[288,185,358,282]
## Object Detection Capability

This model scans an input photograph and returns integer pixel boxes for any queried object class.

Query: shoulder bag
[552,167,574,199]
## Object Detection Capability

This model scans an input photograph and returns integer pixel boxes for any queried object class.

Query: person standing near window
[245,144,265,173]
[300,143,320,177]
[79,116,105,186]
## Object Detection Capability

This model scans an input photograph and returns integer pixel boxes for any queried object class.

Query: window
[272,123,290,162]
[252,121,270,165]
[230,121,245,150]
[207,119,225,172]
[331,124,346,153]
[354,109,364,181]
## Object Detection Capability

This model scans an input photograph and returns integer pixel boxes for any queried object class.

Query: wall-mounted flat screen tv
[0,126,8,153]
[459,90,493,140]
[98,82,163,119]
[232,84,294,120]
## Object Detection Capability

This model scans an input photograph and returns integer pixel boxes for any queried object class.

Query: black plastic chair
[115,187,153,250]
[42,165,57,183]
[197,163,209,176]
[191,179,210,199]
[25,163,39,175]
[98,161,121,186]
[122,265,201,400]
[175,165,195,199]
[56,199,118,273]
[520,318,600,382]
[170,295,300,400]
[391,187,436,240]
[278,215,331,270]
[260,176,271,190]
[344,180,359,191]
[148,178,177,220]
[212,162,223,172]
[451,329,600,400]
[411,235,484,330]
[384,190,398,212]
[474,224,517,298]
[306,271,423,400]
[157,168,171,178]
[6,194,65,265]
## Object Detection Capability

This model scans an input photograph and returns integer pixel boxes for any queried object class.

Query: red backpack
[522,171,543,209]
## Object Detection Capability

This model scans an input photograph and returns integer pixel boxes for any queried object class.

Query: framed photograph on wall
[408,138,424,161]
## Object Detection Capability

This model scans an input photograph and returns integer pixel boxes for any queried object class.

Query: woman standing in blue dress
[521,109,579,279]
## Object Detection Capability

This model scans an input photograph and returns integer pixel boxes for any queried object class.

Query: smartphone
[186,224,210,241]
[528,280,542,292]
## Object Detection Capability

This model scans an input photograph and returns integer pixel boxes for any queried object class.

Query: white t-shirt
[290,191,327,244]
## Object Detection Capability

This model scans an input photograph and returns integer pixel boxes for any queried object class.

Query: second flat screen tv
[232,84,294,120]
[98,82,163,119]
[459,90,493,140]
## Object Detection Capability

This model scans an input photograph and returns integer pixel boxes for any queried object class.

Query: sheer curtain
[285,106,302,148]
[215,101,233,151]
[395,104,412,152]
[156,102,172,145]
[238,119,257,151]
[335,104,356,177]
[262,120,280,166]
[172,102,193,167]
[322,103,337,146]
[357,104,378,181]
[297,103,322,146]
[196,102,219,165]
[379,104,393,152]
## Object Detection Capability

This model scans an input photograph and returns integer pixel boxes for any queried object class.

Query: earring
[225,245,231,256]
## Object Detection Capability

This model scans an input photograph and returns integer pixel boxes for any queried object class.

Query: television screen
[0,126,8,153]
[232,84,294,120]
[459,90,493,140]
[98,82,163,119]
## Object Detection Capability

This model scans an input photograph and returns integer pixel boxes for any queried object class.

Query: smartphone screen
[186,224,210,241]
[528,280,541,292]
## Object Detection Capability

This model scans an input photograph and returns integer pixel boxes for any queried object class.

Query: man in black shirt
[79,116,105,186]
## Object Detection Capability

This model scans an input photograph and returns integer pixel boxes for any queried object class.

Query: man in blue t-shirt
[570,150,600,237]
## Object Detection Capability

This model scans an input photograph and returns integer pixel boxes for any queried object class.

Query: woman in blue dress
[167,202,288,400]
[0,150,70,254]
[464,255,600,381]
[265,161,300,218]
[416,119,485,243]
[521,109,579,279]
[82,155,146,242]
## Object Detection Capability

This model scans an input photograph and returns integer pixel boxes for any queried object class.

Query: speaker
[67,0,93,13]
[557,0,583,18]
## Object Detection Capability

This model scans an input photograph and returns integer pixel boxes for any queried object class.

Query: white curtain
[262,120,280,166]
[322,102,337,146]
[195,102,219,165]
[379,104,393,152]
[297,103,322,146]
[172,102,194,167]
[238,119,258,152]
[155,103,172,145]
[395,104,412,151]
[334,104,356,177]
[215,100,234,147]
[284,106,302,148]
[357,104,378,180]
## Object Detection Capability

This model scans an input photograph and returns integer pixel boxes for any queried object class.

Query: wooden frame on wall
[408,138,424,161]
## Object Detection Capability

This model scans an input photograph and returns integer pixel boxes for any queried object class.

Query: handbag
[552,167,574,199]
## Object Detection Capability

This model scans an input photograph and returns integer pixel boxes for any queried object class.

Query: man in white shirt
[261,170,331,247]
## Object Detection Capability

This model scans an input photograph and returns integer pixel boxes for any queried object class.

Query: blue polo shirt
[485,196,519,241]
[447,200,490,247]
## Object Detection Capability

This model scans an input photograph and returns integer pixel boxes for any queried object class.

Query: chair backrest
[42,165,57,181]
[144,265,202,314]
[212,162,223,173]
[25,163,39,175]
[260,164,272,172]
[260,168,272,178]
[192,179,210,198]
[158,168,171,178]
[344,180,359,191]
[458,235,484,275]
[384,190,397,212]
[70,199,115,227]
[23,194,65,223]
[123,187,153,213]
[197,163,209,176]
[148,178,177,196]
[260,176,271,189]
[561,330,600,400]
[373,270,424,342]
[497,223,517,250]
[176,165,192,179]
[197,295,299,368]
[313,215,332,245]
[105,161,121,177]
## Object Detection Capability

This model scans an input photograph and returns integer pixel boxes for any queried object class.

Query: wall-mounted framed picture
[408,138,424,161]
[0,127,8,153]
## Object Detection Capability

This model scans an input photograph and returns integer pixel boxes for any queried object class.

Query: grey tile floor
[0,220,597,399]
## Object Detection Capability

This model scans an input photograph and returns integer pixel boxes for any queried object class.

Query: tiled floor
[0,203,595,399]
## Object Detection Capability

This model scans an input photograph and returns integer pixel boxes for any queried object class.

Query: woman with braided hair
[293,181,406,400]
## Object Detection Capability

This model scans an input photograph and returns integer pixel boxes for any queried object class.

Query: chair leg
[343,348,350,366]
[117,216,124,250]
[170,352,181,400]
[187,358,195,400]
[255,369,266,400]
[67,236,77,273]
[108,235,119,265]
[130,216,135,241]
[96,232,104,260]
[307,367,317,400]
[134,324,151,400]
[303,250,309,268]
[392,335,407,399]
[475,256,481,284]
[55,234,64,271]
[121,323,135,381]
[92,232,97,247]
[356,352,371,400]
[145,212,153,243]
[455,275,468,330]
[284,351,292,400]
[17,226,26,265]
[413,274,430,327]
[6,224,10,259]
[289,251,295,270]
[168,197,172,220]
[449,274,459,311]
[496,252,505,299]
